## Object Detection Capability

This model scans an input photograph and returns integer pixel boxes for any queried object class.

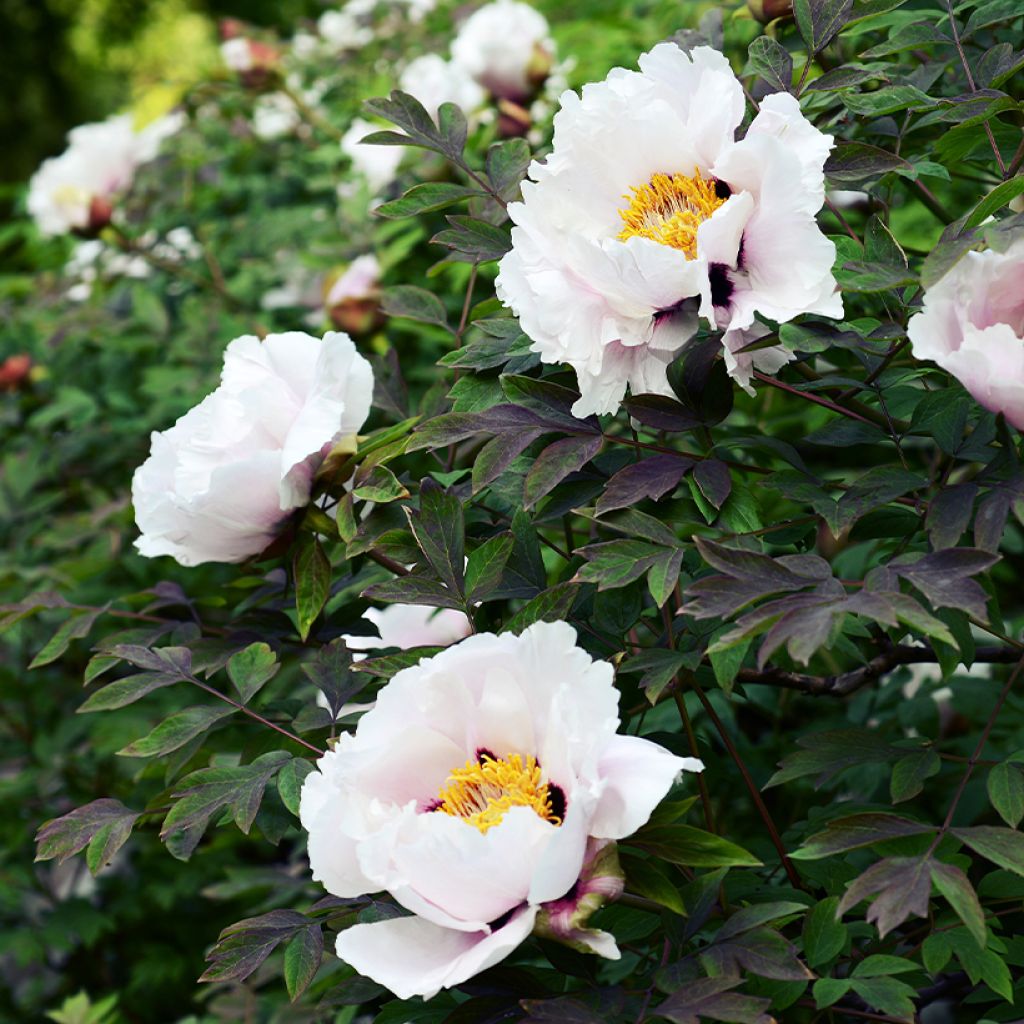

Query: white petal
[334,906,538,1000]
[590,734,703,839]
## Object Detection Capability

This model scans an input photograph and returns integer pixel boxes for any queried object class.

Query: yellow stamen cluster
[617,170,726,259]
[434,753,561,834]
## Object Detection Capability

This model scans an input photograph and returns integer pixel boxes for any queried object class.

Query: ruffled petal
[334,906,538,1000]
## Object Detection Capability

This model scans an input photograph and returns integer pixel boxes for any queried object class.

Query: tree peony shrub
[8,1,1024,1022]
[132,331,373,566]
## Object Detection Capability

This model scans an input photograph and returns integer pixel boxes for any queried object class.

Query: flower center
[433,752,562,834]
[617,170,727,259]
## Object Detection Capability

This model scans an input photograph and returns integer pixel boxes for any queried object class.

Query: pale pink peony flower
[400,54,486,118]
[451,0,555,101]
[132,332,373,566]
[27,113,182,237]
[908,238,1024,429]
[299,621,701,999]
[496,44,841,416]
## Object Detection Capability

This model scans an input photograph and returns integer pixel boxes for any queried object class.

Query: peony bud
[0,354,32,392]
[533,838,626,958]
[747,0,794,23]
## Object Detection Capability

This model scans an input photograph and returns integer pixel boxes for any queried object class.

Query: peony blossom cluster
[300,621,701,998]
[496,43,842,416]
[28,113,182,238]
[908,238,1024,429]
[132,331,373,566]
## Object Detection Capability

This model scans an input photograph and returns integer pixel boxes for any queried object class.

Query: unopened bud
[533,838,625,958]
[747,0,794,23]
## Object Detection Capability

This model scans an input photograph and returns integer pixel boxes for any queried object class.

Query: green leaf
[849,977,916,1018]
[503,583,580,634]
[852,954,919,978]
[407,479,465,596]
[812,977,850,1009]
[890,749,940,803]
[381,285,450,329]
[30,607,105,669]
[792,813,936,859]
[277,758,315,818]
[747,36,793,92]
[826,142,914,184]
[987,762,1024,828]
[200,908,309,984]
[965,176,1024,228]
[375,182,481,219]
[485,138,531,198]
[294,538,331,642]
[794,0,854,53]
[953,825,1024,876]
[931,861,987,949]
[78,671,182,712]
[465,533,514,603]
[629,823,762,868]
[353,464,409,502]
[227,643,279,704]
[162,752,290,860]
[284,924,323,1001]
[620,853,687,915]
[802,896,847,967]
[36,799,141,867]
[117,704,236,758]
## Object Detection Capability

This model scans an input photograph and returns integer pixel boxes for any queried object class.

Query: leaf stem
[686,676,803,889]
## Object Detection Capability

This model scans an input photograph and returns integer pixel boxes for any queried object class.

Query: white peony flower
[348,603,473,655]
[908,238,1024,429]
[317,603,473,720]
[451,0,555,100]
[318,8,374,50]
[132,331,373,566]
[221,37,254,71]
[341,118,404,196]
[27,113,181,238]
[252,92,302,140]
[400,54,486,118]
[495,44,842,417]
[299,620,701,1000]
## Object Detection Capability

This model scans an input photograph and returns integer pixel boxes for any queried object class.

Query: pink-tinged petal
[334,906,538,1000]
[299,751,377,898]
[746,92,833,214]
[591,734,703,839]
[721,323,794,396]
[389,806,556,926]
[526,790,594,905]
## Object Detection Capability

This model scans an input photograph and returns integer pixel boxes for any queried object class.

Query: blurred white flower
[132,331,373,566]
[318,8,374,50]
[220,37,254,71]
[325,254,381,307]
[451,0,555,100]
[908,238,1024,429]
[28,113,182,238]
[252,93,302,139]
[341,118,404,195]
[291,31,320,60]
[316,603,473,720]
[495,44,841,416]
[300,621,701,999]
[400,54,486,118]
